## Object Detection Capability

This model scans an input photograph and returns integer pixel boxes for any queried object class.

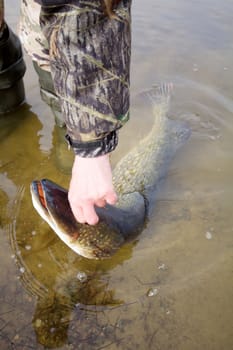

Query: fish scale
[113,84,189,202]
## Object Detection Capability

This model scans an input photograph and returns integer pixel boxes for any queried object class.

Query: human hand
[68,154,117,225]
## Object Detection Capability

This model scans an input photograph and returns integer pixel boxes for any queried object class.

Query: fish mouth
[30,180,57,231]
[31,180,47,211]
[30,179,144,259]
[30,179,113,259]
[30,180,87,256]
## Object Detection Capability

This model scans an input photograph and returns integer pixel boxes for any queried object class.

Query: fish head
[30,179,125,259]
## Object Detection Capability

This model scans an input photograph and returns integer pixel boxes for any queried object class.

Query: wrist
[75,153,109,161]
[65,130,118,158]
[72,153,112,179]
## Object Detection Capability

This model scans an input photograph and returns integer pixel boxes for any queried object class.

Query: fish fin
[148,82,173,106]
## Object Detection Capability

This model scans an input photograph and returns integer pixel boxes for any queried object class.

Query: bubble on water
[13,334,20,341]
[192,63,199,72]
[19,267,25,273]
[147,287,159,297]
[158,263,166,270]
[25,245,31,250]
[209,134,221,141]
[31,230,36,236]
[38,263,42,268]
[76,271,87,282]
[205,231,212,240]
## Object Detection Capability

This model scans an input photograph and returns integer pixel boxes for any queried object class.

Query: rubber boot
[0,23,26,114]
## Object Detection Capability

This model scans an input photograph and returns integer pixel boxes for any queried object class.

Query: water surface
[0,0,233,349]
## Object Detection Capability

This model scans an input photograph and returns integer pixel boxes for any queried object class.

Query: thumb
[105,191,118,206]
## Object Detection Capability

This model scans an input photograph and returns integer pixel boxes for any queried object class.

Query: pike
[31,83,190,259]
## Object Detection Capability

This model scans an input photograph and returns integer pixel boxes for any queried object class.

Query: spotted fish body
[113,84,190,212]
[31,84,190,259]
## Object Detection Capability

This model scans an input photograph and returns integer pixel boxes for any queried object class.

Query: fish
[30,83,190,259]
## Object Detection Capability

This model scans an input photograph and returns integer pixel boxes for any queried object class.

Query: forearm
[39,0,132,157]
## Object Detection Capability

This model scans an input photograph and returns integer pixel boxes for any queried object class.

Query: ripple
[171,77,233,130]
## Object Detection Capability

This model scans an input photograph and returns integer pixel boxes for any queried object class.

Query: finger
[95,198,106,208]
[82,202,99,225]
[71,205,86,224]
[105,191,118,206]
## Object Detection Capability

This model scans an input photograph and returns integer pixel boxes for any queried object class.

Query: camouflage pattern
[19,0,131,157]
[19,0,51,69]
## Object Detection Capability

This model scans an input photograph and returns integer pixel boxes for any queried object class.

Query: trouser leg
[32,61,65,127]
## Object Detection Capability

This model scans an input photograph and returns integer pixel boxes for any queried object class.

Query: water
[0,0,233,349]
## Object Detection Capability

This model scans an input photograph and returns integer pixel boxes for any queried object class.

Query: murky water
[1,0,233,349]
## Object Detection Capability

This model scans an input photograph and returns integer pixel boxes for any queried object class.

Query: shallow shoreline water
[0,1,233,349]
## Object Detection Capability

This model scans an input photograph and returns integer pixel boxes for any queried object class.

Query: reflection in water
[0,104,29,142]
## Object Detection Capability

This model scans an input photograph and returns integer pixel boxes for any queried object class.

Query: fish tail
[148,82,173,107]
[143,82,173,126]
